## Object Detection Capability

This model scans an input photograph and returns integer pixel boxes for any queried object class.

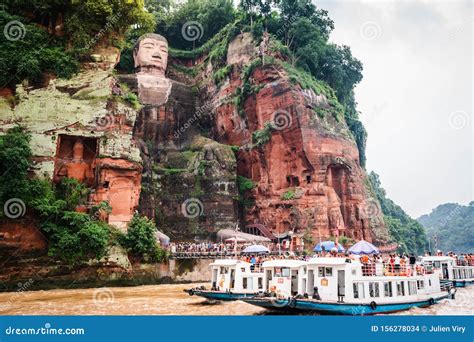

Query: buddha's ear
[133,49,138,68]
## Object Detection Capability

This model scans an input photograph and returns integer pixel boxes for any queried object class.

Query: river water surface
[0,283,472,315]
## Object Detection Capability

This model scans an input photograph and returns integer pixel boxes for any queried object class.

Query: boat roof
[421,256,455,262]
[307,257,351,266]
[210,259,249,267]
[262,259,306,268]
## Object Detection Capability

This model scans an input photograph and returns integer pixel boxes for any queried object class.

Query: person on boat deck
[394,254,401,275]
[388,254,395,273]
[360,254,370,276]
[409,254,417,275]
[458,254,465,266]
[375,255,384,276]
[400,255,407,275]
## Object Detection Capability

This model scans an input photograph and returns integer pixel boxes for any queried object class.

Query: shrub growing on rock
[121,214,168,262]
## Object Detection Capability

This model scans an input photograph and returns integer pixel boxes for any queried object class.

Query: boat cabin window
[220,267,229,274]
[274,267,290,277]
[318,267,333,277]
[353,282,365,299]
[258,277,263,289]
[241,268,246,273]
[433,261,441,268]
[368,282,380,298]
[408,281,417,295]
[384,282,393,297]
[243,277,248,289]
[417,280,424,290]
[396,281,405,296]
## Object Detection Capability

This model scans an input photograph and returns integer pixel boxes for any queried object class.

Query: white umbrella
[242,245,270,254]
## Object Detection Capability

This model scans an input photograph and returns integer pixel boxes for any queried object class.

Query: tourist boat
[421,256,474,287]
[243,259,307,310]
[185,259,264,301]
[244,257,454,315]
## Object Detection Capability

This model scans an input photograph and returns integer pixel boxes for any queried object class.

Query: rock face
[0,57,142,230]
[121,33,239,239]
[0,31,390,250]
[186,34,390,245]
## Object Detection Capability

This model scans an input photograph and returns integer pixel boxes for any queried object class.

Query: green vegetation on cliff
[418,202,474,253]
[368,172,428,254]
[0,127,165,264]
[120,214,168,262]
[151,0,236,50]
[0,10,78,87]
[1,0,154,87]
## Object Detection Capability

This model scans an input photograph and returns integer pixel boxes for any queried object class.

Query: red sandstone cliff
[189,34,390,245]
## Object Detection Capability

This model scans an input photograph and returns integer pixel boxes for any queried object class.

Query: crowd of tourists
[168,241,474,273]
[439,251,474,266]
[168,241,284,258]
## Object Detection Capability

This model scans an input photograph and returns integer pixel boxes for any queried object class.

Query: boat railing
[169,250,293,259]
[455,259,474,267]
[360,262,427,277]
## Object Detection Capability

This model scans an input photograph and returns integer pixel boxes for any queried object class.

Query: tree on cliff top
[151,0,236,50]
[0,0,154,88]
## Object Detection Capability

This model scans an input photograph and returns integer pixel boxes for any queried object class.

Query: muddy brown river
[0,283,472,315]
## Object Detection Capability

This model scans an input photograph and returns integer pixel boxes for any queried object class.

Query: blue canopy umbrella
[242,245,270,254]
[313,241,345,253]
[348,240,379,255]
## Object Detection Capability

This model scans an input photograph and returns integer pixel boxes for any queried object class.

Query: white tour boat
[244,257,454,315]
[185,259,264,300]
[421,256,474,288]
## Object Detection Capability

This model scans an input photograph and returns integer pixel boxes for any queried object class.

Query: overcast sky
[318,0,473,218]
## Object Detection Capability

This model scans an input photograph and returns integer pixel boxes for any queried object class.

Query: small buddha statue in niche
[55,139,93,185]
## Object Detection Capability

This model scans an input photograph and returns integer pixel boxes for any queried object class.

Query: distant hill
[418,202,474,253]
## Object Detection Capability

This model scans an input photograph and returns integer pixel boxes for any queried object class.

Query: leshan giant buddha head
[133,33,169,76]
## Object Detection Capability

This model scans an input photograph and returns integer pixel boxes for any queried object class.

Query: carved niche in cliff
[53,135,97,187]
[53,134,141,229]
[92,158,142,229]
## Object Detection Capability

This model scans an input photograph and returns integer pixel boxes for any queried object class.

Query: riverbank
[0,257,213,292]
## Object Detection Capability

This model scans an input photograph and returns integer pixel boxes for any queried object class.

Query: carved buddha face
[72,140,84,161]
[133,34,168,75]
